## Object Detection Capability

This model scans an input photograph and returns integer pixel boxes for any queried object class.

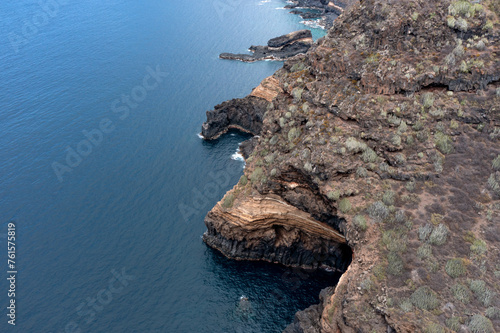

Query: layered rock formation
[203,0,500,332]
[220,30,313,62]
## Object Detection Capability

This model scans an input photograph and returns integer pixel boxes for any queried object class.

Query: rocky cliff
[202,0,500,332]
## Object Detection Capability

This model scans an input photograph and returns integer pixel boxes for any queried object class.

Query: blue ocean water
[0,1,334,332]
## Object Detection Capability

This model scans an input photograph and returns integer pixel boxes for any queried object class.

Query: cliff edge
[202,0,500,332]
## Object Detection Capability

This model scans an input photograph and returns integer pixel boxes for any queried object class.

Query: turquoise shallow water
[0,1,334,332]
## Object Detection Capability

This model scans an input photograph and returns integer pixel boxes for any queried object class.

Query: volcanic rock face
[201,96,268,140]
[220,30,313,62]
[203,0,500,332]
[203,193,351,271]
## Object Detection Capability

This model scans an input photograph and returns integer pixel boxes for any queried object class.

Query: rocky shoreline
[220,30,314,62]
[202,0,500,332]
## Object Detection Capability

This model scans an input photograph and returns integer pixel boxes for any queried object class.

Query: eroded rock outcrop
[202,0,500,332]
[220,30,313,62]
[203,192,350,270]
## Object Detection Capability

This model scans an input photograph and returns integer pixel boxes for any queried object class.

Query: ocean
[0,1,336,332]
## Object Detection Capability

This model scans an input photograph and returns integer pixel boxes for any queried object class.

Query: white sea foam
[197,133,204,139]
[231,150,244,162]
[300,19,325,29]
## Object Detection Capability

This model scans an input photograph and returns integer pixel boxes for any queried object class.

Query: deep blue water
[0,1,335,332]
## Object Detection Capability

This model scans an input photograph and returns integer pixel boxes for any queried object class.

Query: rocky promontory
[203,0,500,332]
[220,30,313,62]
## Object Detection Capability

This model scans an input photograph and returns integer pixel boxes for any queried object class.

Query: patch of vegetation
[418,224,433,241]
[288,127,301,142]
[493,155,500,171]
[428,224,449,245]
[488,173,500,195]
[452,283,471,304]
[382,190,396,206]
[250,167,264,184]
[368,201,389,221]
[470,280,494,306]
[446,317,461,331]
[338,198,352,213]
[345,137,367,152]
[424,322,445,333]
[356,167,368,178]
[411,286,439,311]
[327,190,340,201]
[291,87,303,101]
[360,278,373,291]
[222,193,235,208]
[445,258,467,278]
[422,93,435,108]
[470,239,487,256]
[353,215,368,231]
[468,314,494,333]
[417,244,432,259]
[361,148,378,163]
[485,307,500,320]
[435,132,454,154]
[239,175,248,186]
[392,134,402,146]
[399,298,413,312]
[387,252,404,276]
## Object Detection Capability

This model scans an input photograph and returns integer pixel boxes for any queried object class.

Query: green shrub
[338,198,352,213]
[361,148,378,163]
[468,314,494,333]
[368,201,389,222]
[456,18,468,32]
[470,239,487,256]
[394,210,406,224]
[327,190,340,201]
[445,258,467,278]
[470,280,494,306]
[383,190,396,206]
[345,137,367,152]
[239,175,248,186]
[399,298,413,312]
[387,252,404,276]
[382,230,407,253]
[488,173,500,195]
[250,167,264,184]
[353,215,368,231]
[424,322,445,333]
[428,224,449,245]
[360,278,373,291]
[411,286,439,311]
[222,193,235,208]
[452,283,471,304]
[356,167,368,178]
[447,16,456,28]
[392,134,402,146]
[291,88,303,101]
[493,155,500,171]
[418,224,433,241]
[288,127,301,142]
[417,244,432,259]
[270,135,279,145]
[485,307,500,320]
[446,317,461,331]
[435,132,454,154]
[422,93,435,108]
